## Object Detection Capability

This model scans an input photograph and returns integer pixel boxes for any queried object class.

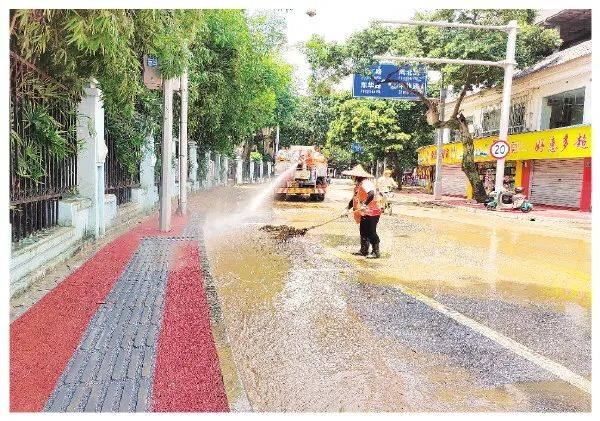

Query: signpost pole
[160,78,174,231]
[178,69,188,214]
[433,74,446,200]
[494,20,518,193]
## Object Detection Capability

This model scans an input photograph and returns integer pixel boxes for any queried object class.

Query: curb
[395,196,590,227]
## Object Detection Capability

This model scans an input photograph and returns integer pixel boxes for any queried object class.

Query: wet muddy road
[190,180,591,412]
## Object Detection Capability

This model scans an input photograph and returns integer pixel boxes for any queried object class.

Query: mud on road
[194,181,590,412]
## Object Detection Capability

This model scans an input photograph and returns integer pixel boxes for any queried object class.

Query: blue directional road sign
[352,64,427,100]
[351,142,364,153]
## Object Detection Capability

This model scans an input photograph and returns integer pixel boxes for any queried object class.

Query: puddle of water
[320,209,591,311]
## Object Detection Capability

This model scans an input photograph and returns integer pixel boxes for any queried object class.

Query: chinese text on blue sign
[352,64,427,100]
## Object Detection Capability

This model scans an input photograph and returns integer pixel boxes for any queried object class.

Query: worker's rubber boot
[367,242,380,259]
[353,237,369,256]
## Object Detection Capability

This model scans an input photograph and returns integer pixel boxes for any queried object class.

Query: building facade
[417,10,592,211]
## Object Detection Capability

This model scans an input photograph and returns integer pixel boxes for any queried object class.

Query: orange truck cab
[274,145,328,201]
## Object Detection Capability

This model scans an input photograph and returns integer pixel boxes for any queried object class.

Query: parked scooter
[485,187,533,212]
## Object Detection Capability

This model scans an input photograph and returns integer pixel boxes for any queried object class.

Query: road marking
[293,268,354,273]
[395,284,591,395]
[328,249,591,394]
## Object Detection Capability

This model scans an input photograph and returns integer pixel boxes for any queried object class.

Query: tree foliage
[10,9,295,178]
[326,98,432,177]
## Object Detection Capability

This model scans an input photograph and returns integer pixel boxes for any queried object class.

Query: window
[481,101,526,138]
[481,109,500,137]
[541,87,585,130]
[508,102,526,134]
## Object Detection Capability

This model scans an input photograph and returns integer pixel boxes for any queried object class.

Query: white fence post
[259,161,264,180]
[188,140,198,191]
[267,161,272,179]
[214,153,221,186]
[222,155,228,184]
[76,80,107,238]
[249,161,255,183]
[132,132,158,210]
[204,151,211,189]
[236,158,243,184]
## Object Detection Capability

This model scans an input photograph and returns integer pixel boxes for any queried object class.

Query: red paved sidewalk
[153,241,229,412]
[10,213,229,412]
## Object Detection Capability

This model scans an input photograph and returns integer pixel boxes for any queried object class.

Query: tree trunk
[457,116,487,203]
[390,152,403,190]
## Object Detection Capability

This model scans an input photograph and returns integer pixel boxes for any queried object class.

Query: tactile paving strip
[44,237,181,412]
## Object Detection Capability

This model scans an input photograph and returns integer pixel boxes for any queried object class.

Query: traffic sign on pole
[353,64,427,100]
[490,140,510,159]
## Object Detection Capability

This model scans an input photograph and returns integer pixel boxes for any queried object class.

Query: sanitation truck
[274,145,328,201]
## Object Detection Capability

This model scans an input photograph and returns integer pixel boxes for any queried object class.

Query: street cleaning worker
[341,164,382,258]
[377,169,398,215]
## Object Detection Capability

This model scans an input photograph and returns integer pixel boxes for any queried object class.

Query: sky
[283,7,418,94]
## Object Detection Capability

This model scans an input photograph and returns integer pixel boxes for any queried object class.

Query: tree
[278,89,348,148]
[303,9,562,201]
[326,97,432,182]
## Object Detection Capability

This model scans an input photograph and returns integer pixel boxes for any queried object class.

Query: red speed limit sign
[490,140,510,159]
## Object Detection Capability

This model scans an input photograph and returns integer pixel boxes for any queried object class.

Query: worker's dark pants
[359,215,380,246]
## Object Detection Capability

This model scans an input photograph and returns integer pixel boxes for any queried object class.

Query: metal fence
[9,52,78,243]
[104,132,140,205]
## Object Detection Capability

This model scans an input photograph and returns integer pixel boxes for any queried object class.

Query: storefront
[530,158,585,208]
[416,124,592,211]
[440,164,469,196]
[476,161,516,193]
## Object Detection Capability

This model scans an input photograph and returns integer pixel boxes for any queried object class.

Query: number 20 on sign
[490,140,510,159]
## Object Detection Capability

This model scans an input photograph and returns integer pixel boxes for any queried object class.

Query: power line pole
[434,74,446,200]
[178,69,188,214]
[494,20,518,194]
[160,78,174,231]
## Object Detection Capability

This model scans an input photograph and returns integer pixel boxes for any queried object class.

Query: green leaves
[327,99,411,155]
[250,151,263,162]
[22,101,72,158]
[11,8,295,172]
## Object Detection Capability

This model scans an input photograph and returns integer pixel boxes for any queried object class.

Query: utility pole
[160,78,174,231]
[434,74,446,200]
[178,69,188,214]
[494,20,518,193]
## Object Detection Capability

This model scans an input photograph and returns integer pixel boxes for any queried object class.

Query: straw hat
[342,164,374,178]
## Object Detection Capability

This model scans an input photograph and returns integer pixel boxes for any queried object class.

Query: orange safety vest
[352,182,382,223]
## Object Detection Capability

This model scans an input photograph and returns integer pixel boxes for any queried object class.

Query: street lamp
[373,19,519,196]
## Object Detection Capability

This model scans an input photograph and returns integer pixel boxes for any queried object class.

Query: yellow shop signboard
[417,125,592,166]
